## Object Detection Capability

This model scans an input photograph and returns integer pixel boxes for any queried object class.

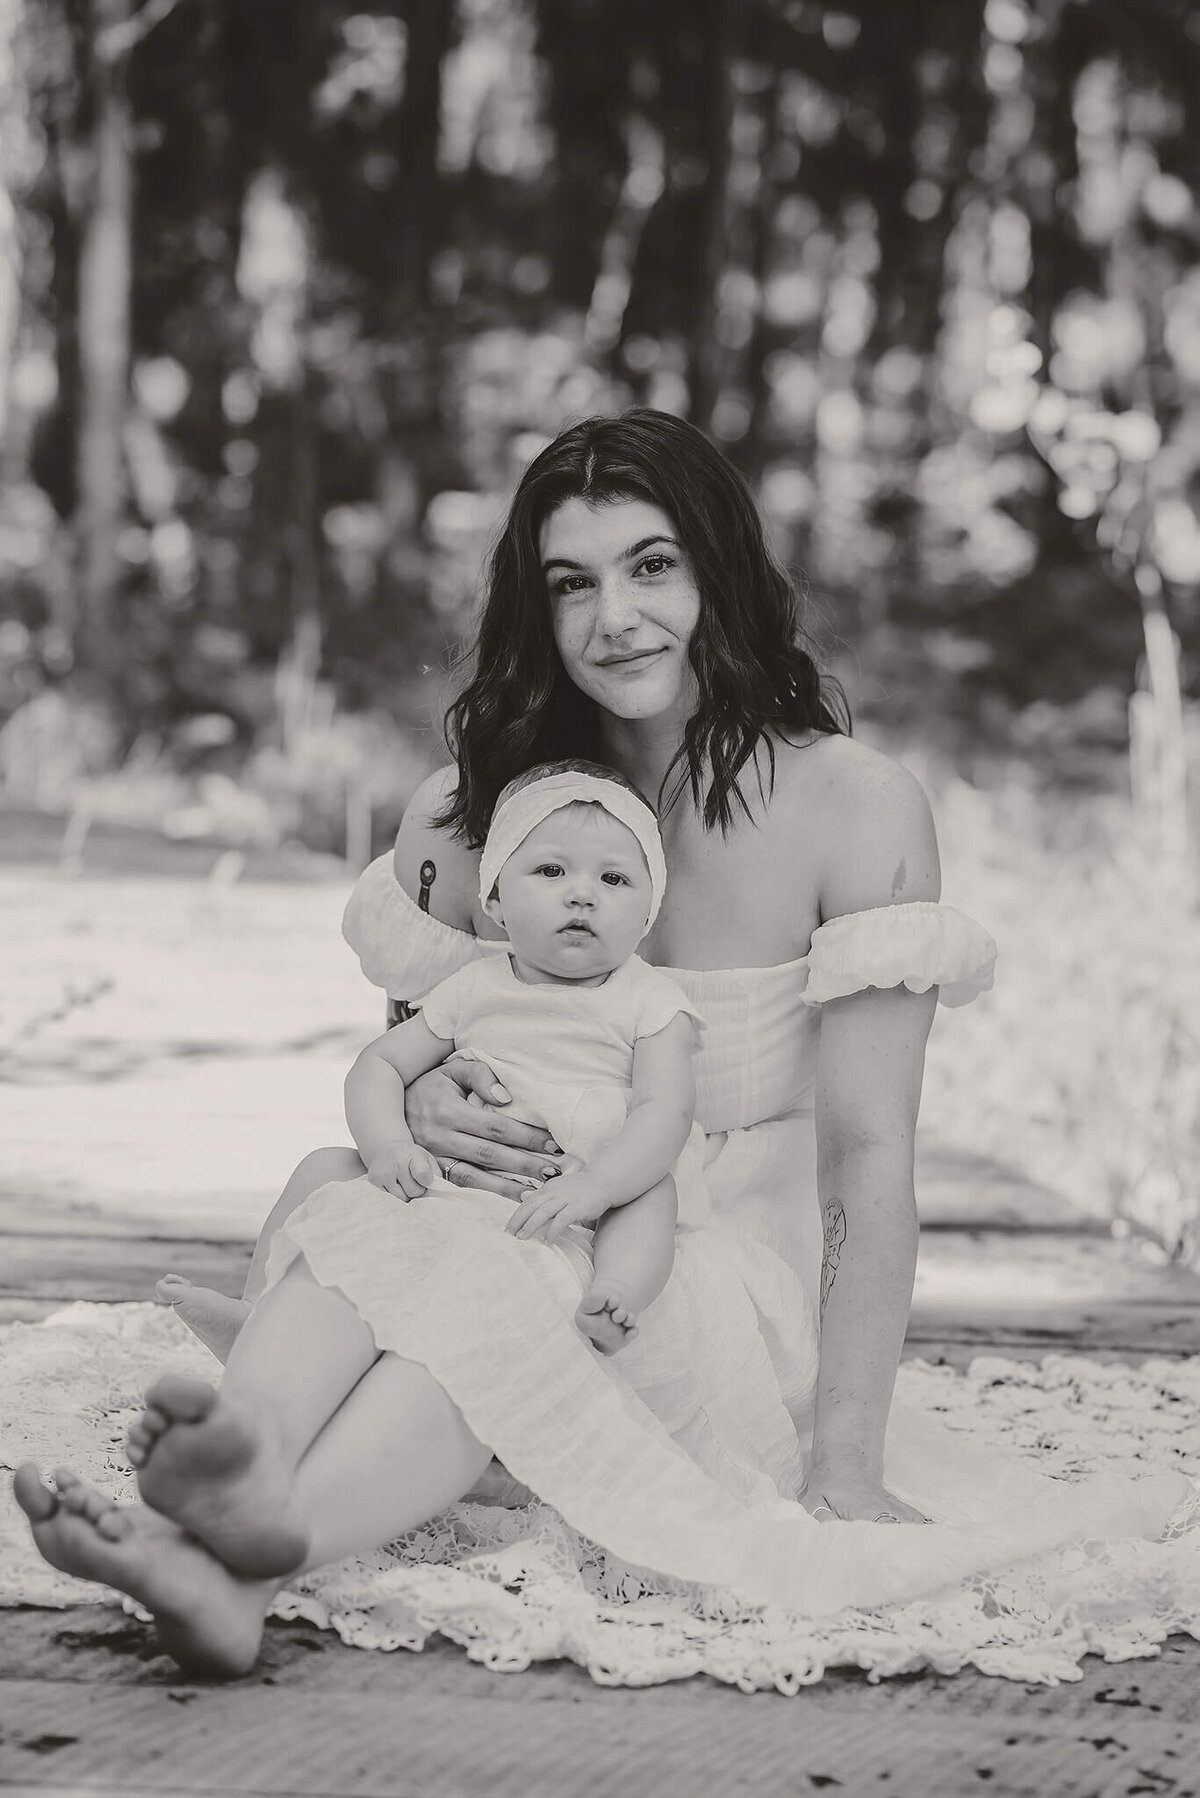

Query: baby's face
[489,805,654,985]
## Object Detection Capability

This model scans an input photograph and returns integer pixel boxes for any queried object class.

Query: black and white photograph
[1,2,1198,1793]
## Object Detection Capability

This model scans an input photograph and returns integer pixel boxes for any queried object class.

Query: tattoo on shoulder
[418,859,437,913]
[820,1201,847,1315]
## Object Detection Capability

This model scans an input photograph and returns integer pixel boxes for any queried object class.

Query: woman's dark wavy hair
[438,408,850,844]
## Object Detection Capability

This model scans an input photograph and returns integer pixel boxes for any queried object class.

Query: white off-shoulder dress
[252,858,1197,1678]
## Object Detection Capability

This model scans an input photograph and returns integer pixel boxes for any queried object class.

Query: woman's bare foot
[576,1279,639,1355]
[12,1464,271,1678]
[155,1277,250,1364]
[128,1375,308,1578]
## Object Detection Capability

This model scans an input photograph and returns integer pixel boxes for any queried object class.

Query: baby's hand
[505,1173,607,1243]
[366,1141,438,1201]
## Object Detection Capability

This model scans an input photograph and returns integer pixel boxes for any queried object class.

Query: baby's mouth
[559,922,594,937]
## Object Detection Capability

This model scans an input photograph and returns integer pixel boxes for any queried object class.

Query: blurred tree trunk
[75,0,132,699]
[375,0,453,627]
[740,69,781,478]
[687,0,736,433]
[0,0,25,453]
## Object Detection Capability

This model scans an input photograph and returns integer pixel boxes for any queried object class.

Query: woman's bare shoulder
[772,733,940,917]
[391,766,481,929]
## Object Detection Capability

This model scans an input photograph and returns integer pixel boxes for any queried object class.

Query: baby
[347,759,701,1353]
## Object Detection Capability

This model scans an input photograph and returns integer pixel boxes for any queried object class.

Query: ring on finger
[442,1160,464,1184]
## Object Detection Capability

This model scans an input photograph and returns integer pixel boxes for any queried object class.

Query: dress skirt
[267,1139,1187,1621]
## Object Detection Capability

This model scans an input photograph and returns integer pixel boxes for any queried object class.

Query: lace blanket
[2,1303,1198,1690]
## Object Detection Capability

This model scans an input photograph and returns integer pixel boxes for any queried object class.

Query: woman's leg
[15,1337,493,1676]
[131,1257,495,1577]
[131,1258,381,1572]
[241,1149,365,1303]
[156,1146,365,1359]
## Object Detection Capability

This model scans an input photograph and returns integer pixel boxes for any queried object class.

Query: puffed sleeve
[341,852,492,1000]
[415,962,479,1045]
[628,961,707,1040]
[801,902,996,1009]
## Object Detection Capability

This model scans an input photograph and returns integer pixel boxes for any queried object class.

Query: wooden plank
[915,1142,1107,1234]
[910,1228,1200,1356]
[0,1193,232,1242]
[0,1233,250,1304]
[2,1670,1200,1798]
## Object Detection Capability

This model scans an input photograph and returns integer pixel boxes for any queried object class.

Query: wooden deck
[3,836,1199,1797]
[5,1140,1199,1361]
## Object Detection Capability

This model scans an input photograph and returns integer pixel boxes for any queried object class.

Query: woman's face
[539,497,702,727]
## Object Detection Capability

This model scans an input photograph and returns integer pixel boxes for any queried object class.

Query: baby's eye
[534,863,564,878]
[601,871,631,886]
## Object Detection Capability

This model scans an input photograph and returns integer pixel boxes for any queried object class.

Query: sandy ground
[2,858,378,1236]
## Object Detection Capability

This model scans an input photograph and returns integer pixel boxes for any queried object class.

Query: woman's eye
[637,554,673,578]
[549,574,591,598]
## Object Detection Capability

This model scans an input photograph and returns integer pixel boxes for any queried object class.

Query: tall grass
[915,757,1200,1266]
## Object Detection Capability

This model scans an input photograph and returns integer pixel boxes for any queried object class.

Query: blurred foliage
[1,0,1199,845]
[919,759,1200,1265]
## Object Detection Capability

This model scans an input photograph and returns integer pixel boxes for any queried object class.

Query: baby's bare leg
[157,1147,365,1361]
[576,1177,677,1356]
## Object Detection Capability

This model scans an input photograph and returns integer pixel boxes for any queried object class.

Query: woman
[12,411,1187,1683]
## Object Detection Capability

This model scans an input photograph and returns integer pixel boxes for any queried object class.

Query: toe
[56,1479,91,1516]
[95,1507,129,1543]
[155,1276,189,1302]
[142,1405,169,1435]
[145,1374,217,1425]
[77,1486,111,1526]
[13,1465,58,1522]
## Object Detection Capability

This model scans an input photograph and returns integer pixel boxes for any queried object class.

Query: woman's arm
[807,749,940,1523]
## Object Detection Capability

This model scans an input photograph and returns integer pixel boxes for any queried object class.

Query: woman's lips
[596,648,665,671]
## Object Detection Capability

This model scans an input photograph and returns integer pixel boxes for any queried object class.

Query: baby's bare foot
[129,1375,308,1578]
[13,1464,271,1678]
[156,1277,250,1364]
[576,1281,639,1356]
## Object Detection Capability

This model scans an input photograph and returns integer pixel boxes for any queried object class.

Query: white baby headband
[479,770,667,933]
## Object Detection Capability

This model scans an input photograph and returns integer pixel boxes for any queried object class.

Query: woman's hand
[800,1464,930,1526]
[404,1054,564,1201]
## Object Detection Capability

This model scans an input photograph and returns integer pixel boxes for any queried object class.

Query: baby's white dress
[380,950,709,1282]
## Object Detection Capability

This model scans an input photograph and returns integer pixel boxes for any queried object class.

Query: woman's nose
[594,577,640,636]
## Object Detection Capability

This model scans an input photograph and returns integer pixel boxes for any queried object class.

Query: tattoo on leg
[820,1202,847,1315]
[890,856,907,898]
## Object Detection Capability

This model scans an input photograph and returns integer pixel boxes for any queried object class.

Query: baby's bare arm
[567,1013,695,1210]
[590,1176,678,1315]
[345,1014,455,1167]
